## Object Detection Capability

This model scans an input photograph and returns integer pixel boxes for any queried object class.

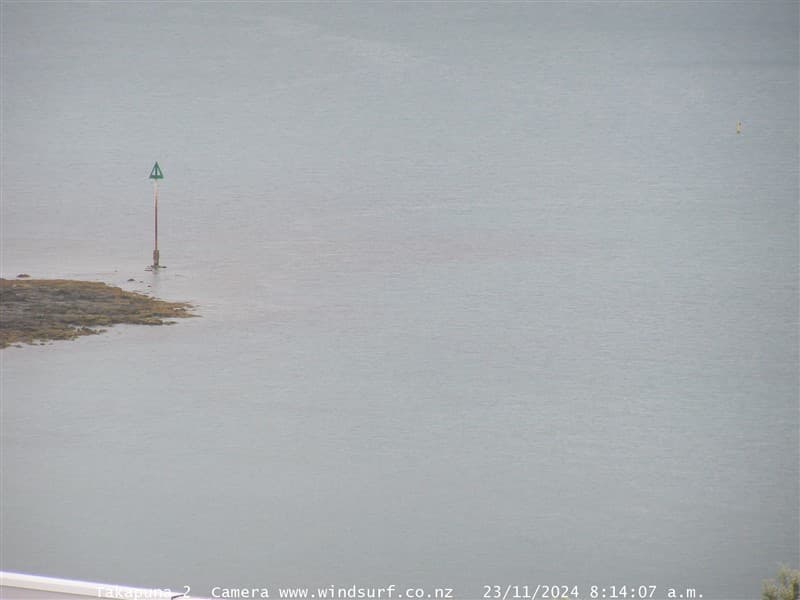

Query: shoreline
[0,277,195,348]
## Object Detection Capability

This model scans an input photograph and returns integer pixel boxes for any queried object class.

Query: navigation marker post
[149,161,164,269]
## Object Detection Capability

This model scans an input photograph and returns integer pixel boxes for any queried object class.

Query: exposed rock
[0,278,195,349]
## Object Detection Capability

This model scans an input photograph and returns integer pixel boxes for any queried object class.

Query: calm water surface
[1,3,797,599]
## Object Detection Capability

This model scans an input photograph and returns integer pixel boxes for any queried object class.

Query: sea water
[1,3,797,598]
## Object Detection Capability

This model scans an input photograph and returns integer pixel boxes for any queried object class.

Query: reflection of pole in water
[149,162,164,268]
[736,121,742,134]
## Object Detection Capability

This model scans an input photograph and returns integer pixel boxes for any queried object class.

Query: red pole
[153,181,160,268]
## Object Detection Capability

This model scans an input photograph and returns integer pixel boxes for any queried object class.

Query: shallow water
[1,3,798,599]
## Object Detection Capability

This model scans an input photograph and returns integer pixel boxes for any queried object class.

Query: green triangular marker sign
[149,162,164,180]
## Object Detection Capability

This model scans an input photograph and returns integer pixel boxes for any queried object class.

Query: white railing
[0,571,208,599]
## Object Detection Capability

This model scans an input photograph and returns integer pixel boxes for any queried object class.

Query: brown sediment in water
[0,278,195,348]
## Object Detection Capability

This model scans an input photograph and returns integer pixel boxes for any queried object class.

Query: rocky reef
[0,278,194,348]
